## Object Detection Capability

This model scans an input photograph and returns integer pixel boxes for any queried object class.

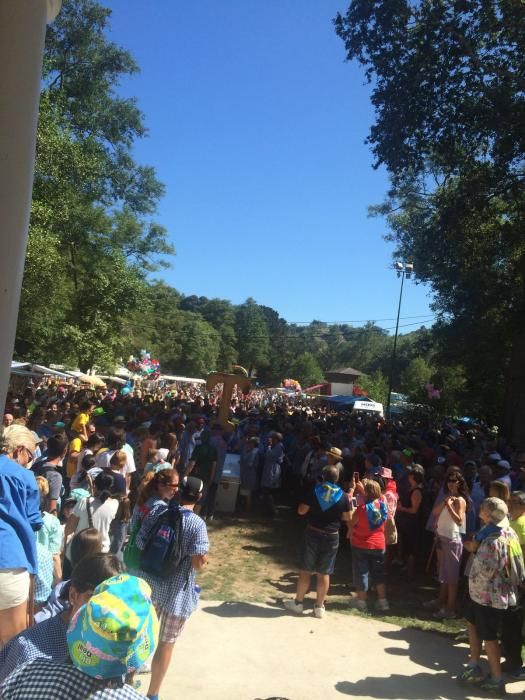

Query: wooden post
[206,372,251,432]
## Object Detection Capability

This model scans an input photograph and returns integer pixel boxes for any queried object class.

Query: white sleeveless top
[437,500,466,540]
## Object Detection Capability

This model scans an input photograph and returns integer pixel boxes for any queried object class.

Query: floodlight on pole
[386,262,414,419]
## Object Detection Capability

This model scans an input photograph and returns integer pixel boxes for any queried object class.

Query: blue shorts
[351,546,385,592]
[299,528,339,575]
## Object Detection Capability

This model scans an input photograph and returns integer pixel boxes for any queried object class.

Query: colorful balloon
[127,350,161,380]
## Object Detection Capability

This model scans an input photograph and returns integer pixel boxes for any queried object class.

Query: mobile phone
[351,497,358,508]
[353,471,360,482]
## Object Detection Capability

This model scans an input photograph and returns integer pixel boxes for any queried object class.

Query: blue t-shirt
[0,454,42,573]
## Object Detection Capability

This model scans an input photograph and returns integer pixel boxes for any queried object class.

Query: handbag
[123,517,142,570]
[385,516,398,545]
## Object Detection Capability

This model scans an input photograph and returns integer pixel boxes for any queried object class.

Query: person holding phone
[348,478,389,612]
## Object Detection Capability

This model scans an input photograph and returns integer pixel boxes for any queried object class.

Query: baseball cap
[497,459,511,471]
[179,476,203,500]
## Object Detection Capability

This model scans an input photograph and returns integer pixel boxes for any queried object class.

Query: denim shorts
[299,528,339,575]
[351,546,385,592]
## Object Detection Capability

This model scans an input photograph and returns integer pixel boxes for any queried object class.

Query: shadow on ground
[378,627,466,673]
[335,673,468,699]
[202,601,290,618]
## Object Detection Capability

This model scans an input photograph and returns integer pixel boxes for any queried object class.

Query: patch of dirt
[198,508,464,635]
[199,508,353,606]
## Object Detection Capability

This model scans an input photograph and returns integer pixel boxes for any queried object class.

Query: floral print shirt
[468,526,519,609]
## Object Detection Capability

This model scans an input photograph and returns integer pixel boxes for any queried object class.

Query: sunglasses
[447,478,459,483]
[19,445,34,461]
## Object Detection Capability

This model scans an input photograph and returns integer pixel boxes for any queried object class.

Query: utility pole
[386,262,413,418]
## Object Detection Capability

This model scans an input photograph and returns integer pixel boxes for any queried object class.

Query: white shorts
[0,568,30,610]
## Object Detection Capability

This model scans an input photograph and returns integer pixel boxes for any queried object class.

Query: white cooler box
[214,453,241,514]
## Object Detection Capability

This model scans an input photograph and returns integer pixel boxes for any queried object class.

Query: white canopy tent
[10,361,75,379]
[160,375,206,385]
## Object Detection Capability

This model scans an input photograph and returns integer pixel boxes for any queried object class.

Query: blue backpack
[140,504,187,579]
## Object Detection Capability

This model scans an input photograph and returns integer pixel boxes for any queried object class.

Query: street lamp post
[386,262,413,419]
[0,0,61,412]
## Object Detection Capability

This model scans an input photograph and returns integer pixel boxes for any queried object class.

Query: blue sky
[105,0,434,332]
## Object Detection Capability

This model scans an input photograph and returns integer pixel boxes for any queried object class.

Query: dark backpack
[140,504,187,579]
[31,458,52,477]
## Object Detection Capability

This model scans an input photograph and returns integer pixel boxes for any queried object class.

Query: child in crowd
[0,553,122,681]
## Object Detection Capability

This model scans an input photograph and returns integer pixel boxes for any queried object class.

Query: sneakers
[313,606,325,619]
[433,608,456,619]
[457,664,485,685]
[376,598,390,612]
[283,599,303,614]
[479,676,507,696]
[350,598,367,611]
[508,666,525,680]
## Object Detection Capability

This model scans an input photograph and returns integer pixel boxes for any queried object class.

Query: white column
[0,0,61,412]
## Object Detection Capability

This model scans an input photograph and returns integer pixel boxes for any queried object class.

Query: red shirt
[351,498,386,550]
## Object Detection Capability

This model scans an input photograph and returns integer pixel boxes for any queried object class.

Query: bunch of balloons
[127,350,161,380]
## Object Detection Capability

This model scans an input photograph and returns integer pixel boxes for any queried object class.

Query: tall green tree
[198,299,238,371]
[400,357,434,404]
[235,298,271,376]
[16,0,173,370]
[359,370,389,407]
[288,352,324,389]
[335,0,525,441]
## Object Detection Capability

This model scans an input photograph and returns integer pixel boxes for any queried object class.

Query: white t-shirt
[76,447,94,472]
[72,496,119,552]
[94,444,136,478]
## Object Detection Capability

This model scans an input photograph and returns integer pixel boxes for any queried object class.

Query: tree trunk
[502,330,525,447]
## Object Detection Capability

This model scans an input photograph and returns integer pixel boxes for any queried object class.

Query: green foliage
[195,299,238,371]
[18,0,483,407]
[334,0,525,439]
[288,352,324,389]
[16,0,173,370]
[359,371,389,407]
[235,299,271,376]
[400,357,434,405]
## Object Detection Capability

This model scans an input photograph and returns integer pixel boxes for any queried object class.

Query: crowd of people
[1,379,525,697]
